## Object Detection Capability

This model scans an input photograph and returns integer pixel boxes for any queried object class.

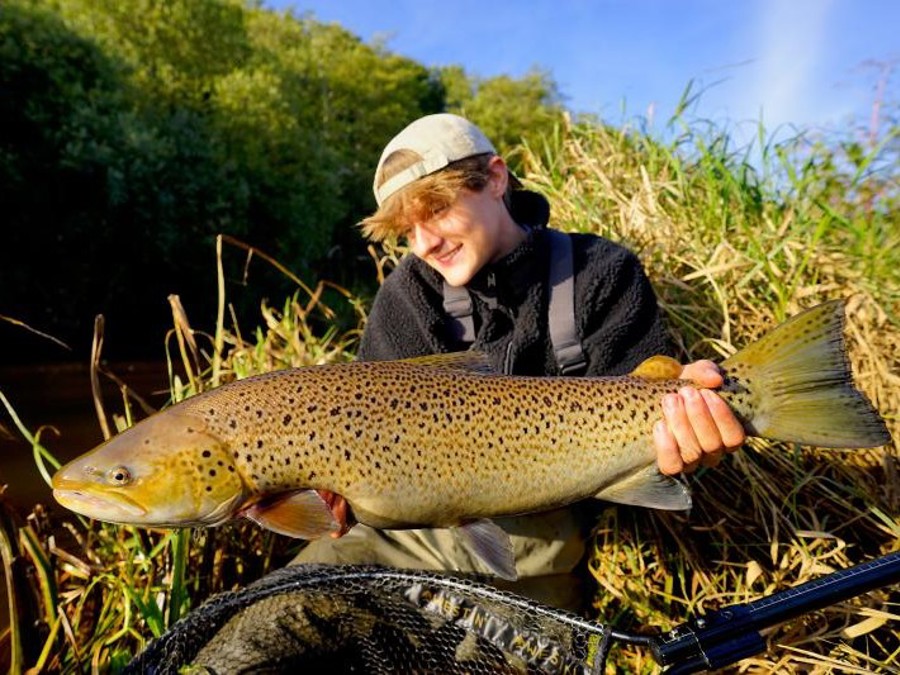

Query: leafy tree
[0,0,563,362]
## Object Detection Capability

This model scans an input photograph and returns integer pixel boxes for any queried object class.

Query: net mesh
[125,564,613,674]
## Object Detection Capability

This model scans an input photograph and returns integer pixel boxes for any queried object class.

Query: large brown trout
[53,301,890,579]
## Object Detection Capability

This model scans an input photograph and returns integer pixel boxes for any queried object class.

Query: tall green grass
[1,112,897,672]
[518,113,898,671]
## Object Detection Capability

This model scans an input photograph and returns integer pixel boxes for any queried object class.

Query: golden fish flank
[52,301,891,580]
[189,363,675,524]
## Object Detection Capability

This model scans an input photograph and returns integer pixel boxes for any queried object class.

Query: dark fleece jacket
[358,194,670,377]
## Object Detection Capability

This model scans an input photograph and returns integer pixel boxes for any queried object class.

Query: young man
[294,114,745,609]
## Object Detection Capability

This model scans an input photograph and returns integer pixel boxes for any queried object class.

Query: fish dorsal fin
[454,519,517,580]
[594,465,692,511]
[242,489,341,539]
[630,355,683,380]
[402,351,494,374]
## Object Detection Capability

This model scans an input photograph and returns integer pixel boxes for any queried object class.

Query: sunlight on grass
[2,111,897,672]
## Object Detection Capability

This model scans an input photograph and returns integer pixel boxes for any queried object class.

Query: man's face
[405,187,507,286]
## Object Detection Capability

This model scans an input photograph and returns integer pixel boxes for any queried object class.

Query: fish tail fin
[722,300,890,448]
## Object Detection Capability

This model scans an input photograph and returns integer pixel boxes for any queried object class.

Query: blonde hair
[360,152,498,242]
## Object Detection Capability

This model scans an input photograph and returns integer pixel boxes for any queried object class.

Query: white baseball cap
[373,114,497,206]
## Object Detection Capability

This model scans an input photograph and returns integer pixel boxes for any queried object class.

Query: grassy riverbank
[2,113,897,672]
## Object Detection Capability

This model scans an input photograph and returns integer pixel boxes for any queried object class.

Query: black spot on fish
[308,431,316,441]
[344,450,351,461]
[209,469,216,477]
[208,409,215,416]
[282,414,292,426]
[244,405,251,412]
[229,419,237,430]
[375,461,381,469]
[206,486,212,492]
[202,450,212,458]
[256,410,263,419]
[389,398,399,409]
[307,405,318,413]
[228,466,235,473]
[245,453,252,462]
[308,471,317,480]
[256,440,264,449]
[329,407,341,416]
[355,429,363,438]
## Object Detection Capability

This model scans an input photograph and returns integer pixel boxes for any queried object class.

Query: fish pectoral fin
[629,355,683,380]
[242,489,342,539]
[455,519,517,581]
[594,466,692,511]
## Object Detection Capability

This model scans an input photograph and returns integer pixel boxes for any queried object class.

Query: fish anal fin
[630,355,683,380]
[594,465,692,511]
[455,519,517,580]
[242,489,343,539]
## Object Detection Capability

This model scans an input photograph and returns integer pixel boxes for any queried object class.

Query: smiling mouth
[433,246,461,265]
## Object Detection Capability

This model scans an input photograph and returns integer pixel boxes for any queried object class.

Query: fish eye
[106,466,132,486]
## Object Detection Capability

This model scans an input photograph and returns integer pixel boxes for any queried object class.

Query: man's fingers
[678,386,724,452]
[662,392,703,472]
[680,360,724,388]
[654,420,683,475]
[699,389,746,451]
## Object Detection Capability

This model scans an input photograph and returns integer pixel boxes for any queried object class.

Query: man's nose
[410,223,442,257]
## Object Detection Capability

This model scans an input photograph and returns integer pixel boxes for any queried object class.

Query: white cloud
[738,0,840,131]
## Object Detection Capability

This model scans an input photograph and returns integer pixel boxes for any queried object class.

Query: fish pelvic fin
[242,489,344,539]
[722,300,891,448]
[454,519,517,581]
[594,465,692,511]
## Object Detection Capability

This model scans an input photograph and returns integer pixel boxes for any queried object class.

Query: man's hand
[653,360,746,475]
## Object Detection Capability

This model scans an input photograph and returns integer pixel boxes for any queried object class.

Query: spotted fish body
[179,360,681,528]
[53,301,891,576]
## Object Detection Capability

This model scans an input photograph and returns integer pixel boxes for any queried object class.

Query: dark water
[0,361,172,512]
[0,361,171,638]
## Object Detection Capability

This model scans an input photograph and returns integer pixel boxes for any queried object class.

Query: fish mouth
[53,487,148,520]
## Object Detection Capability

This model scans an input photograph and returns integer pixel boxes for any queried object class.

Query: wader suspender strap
[442,284,476,342]
[441,230,587,374]
[545,229,587,374]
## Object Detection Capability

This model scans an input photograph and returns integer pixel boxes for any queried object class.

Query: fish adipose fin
[455,519,517,581]
[630,355,683,380]
[594,465,692,511]
[722,300,891,448]
[242,489,341,539]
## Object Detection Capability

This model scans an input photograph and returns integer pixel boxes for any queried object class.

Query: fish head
[52,409,246,528]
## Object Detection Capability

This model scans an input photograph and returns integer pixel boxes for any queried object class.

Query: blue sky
[268,0,898,142]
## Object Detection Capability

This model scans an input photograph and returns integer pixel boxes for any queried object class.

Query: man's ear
[487,155,509,197]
